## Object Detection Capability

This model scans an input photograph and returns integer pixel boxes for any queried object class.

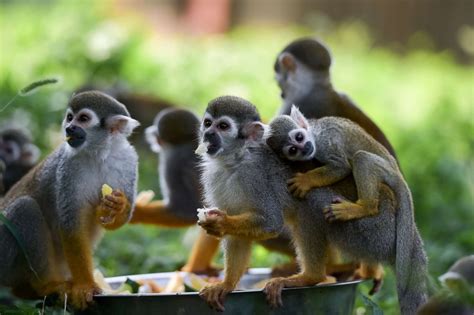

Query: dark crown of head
[69,91,130,118]
[206,96,261,123]
[274,37,332,72]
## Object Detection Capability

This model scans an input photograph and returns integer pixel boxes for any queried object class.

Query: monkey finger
[102,199,121,210]
[112,189,124,197]
[105,194,124,205]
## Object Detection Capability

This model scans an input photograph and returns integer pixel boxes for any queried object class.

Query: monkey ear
[242,121,267,142]
[290,105,309,129]
[106,115,140,136]
[279,52,296,72]
[145,125,161,152]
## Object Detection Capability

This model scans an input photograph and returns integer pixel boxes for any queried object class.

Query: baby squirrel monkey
[0,91,139,309]
[266,107,428,315]
[283,105,399,221]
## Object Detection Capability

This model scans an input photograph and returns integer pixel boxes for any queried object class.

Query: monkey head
[63,91,139,151]
[267,105,315,162]
[439,255,474,295]
[197,95,265,158]
[145,108,199,153]
[274,38,332,100]
[0,126,39,167]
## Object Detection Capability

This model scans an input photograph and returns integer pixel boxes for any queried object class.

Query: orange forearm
[130,200,195,227]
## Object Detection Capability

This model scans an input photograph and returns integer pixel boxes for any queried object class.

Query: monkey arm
[59,225,101,309]
[288,164,351,198]
[129,200,197,227]
[199,209,284,241]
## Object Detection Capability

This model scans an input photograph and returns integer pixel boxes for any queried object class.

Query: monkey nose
[302,142,314,156]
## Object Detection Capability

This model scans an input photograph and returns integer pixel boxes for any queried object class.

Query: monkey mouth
[206,143,221,156]
[65,127,87,148]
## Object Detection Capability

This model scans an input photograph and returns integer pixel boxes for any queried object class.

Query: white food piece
[197,208,208,222]
[195,142,208,155]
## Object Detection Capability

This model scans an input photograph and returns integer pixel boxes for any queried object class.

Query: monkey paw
[197,208,227,238]
[323,197,359,222]
[97,189,130,228]
[199,282,233,312]
[68,282,102,310]
[287,172,314,198]
[263,277,286,308]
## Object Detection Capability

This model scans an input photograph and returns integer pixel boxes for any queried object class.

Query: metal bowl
[78,268,362,315]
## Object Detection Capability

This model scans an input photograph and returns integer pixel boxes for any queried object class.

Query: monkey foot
[264,274,335,308]
[351,264,384,295]
[199,282,233,312]
[323,197,361,222]
[68,282,102,310]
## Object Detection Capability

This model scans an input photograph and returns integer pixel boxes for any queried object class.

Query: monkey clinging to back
[0,91,139,309]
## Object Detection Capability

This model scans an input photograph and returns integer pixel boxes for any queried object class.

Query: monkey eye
[79,114,90,123]
[295,132,304,142]
[218,122,229,131]
[203,119,212,128]
[288,146,298,156]
[66,113,73,122]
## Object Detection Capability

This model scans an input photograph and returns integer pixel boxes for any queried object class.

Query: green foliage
[0,1,472,313]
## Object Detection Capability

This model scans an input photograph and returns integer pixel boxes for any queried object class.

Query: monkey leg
[129,200,195,227]
[181,229,221,276]
[264,222,334,308]
[61,221,101,310]
[324,151,395,222]
[352,262,385,295]
[199,237,252,312]
[0,197,66,298]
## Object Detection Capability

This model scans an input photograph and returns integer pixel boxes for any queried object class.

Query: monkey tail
[393,180,428,315]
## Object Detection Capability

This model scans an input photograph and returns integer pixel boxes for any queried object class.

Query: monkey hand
[69,281,102,310]
[199,282,234,311]
[287,172,315,198]
[197,208,227,238]
[97,189,130,229]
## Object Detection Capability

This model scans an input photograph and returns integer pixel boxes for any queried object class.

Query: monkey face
[0,138,21,164]
[267,106,315,162]
[198,113,237,156]
[62,107,139,151]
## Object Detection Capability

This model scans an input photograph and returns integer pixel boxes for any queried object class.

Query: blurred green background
[0,0,472,314]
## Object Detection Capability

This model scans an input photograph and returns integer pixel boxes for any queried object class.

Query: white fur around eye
[216,116,238,137]
[75,109,100,127]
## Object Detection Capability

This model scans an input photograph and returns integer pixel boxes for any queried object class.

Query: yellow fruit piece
[101,184,113,197]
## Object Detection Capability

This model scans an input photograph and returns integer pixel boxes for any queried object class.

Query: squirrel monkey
[0,126,40,196]
[197,96,427,315]
[0,91,139,309]
[129,108,296,274]
[265,107,428,315]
